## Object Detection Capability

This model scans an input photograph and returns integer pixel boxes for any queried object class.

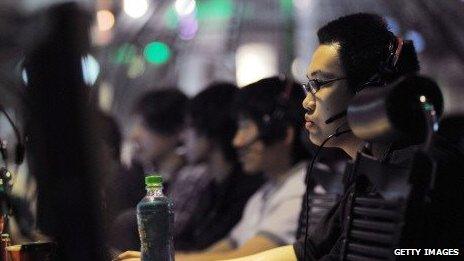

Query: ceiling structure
[1,0,464,129]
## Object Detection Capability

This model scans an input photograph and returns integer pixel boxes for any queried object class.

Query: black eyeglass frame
[302,77,347,95]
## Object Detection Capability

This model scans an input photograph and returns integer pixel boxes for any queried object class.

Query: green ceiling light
[113,43,137,64]
[279,0,293,18]
[196,0,233,20]
[143,41,171,64]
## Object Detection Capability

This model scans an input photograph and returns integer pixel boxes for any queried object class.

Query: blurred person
[97,111,145,219]
[109,89,188,251]
[118,76,310,261]
[115,83,264,253]
[91,111,134,256]
[4,110,124,245]
[172,82,264,251]
[221,13,464,261]
[130,89,188,185]
[98,112,123,215]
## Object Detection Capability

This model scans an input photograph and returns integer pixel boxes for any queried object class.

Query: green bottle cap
[145,175,163,187]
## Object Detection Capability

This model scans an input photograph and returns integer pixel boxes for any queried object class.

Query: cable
[303,128,351,260]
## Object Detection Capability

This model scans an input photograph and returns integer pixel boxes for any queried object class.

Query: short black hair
[232,76,309,163]
[133,89,188,135]
[317,13,420,92]
[189,82,238,162]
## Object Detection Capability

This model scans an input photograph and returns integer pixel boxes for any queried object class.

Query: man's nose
[232,132,242,148]
[233,130,250,149]
[302,94,316,113]
[129,126,141,142]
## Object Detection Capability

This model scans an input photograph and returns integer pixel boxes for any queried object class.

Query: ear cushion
[258,77,294,144]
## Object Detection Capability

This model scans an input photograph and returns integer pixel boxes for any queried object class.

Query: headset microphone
[324,110,347,124]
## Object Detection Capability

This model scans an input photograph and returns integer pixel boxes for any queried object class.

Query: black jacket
[293,135,464,260]
[175,166,264,251]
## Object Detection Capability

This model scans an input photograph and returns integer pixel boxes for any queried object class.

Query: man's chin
[310,134,342,149]
[243,164,258,174]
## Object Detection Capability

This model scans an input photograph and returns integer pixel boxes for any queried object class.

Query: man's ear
[284,126,295,146]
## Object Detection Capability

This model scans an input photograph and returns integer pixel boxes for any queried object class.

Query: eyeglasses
[302,77,347,95]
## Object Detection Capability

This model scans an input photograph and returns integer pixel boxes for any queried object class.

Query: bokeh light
[143,42,171,64]
[113,43,137,64]
[236,43,278,87]
[179,15,199,40]
[404,30,426,53]
[81,54,100,86]
[99,81,114,112]
[279,0,293,18]
[96,9,115,31]
[385,16,401,35]
[127,56,146,78]
[196,0,233,20]
[175,0,197,16]
[123,0,149,19]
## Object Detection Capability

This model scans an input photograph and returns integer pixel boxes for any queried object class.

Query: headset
[258,75,297,143]
[237,76,297,150]
[0,105,25,189]
[358,36,405,91]
[302,36,405,260]
[325,37,405,127]
[237,76,305,159]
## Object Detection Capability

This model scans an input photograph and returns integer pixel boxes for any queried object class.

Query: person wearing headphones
[173,82,264,251]
[222,13,463,261]
[118,76,311,260]
[118,13,464,261]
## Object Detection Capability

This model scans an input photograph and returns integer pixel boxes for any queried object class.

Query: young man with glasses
[223,13,464,261]
[117,13,464,261]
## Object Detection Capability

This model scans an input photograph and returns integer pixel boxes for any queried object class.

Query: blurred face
[302,44,354,146]
[232,117,265,173]
[181,126,211,164]
[129,116,179,167]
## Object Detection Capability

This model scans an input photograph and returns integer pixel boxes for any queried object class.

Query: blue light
[385,16,400,35]
[404,30,426,53]
[81,54,100,86]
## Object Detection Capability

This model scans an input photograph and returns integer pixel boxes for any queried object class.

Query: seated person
[173,82,264,251]
[129,88,188,184]
[109,88,188,251]
[118,76,311,261]
[295,147,348,241]
[222,13,464,261]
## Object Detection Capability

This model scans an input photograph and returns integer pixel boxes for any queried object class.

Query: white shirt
[229,161,307,247]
